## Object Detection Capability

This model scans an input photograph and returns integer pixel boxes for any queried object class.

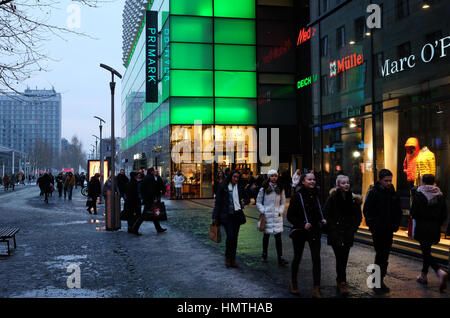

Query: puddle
[10,286,115,298]
[47,221,87,226]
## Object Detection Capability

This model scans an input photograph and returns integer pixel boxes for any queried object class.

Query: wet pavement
[0,186,449,298]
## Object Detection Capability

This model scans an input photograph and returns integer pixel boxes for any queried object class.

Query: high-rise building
[0,88,62,159]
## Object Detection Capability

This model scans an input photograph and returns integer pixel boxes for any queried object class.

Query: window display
[402,137,420,186]
[415,146,436,182]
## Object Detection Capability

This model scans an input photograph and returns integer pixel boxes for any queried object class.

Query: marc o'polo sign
[146,10,158,103]
[381,35,450,77]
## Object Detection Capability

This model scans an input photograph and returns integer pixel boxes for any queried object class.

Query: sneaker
[157,228,167,233]
[278,258,289,266]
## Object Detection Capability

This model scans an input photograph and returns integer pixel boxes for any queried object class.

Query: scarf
[417,185,442,204]
[228,183,241,211]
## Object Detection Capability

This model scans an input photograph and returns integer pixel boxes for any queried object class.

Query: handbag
[209,222,221,243]
[257,214,266,232]
[143,201,167,221]
[298,192,328,234]
[235,209,247,225]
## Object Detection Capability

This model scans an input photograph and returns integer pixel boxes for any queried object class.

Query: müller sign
[381,35,450,77]
[330,53,364,78]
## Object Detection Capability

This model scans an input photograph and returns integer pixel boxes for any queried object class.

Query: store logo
[146,11,158,103]
[366,4,381,29]
[330,53,364,78]
[264,39,292,64]
[297,74,318,89]
[297,27,317,46]
[381,35,450,77]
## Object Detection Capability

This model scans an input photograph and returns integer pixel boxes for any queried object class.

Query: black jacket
[38,174,52,193]
[363,182,403,234]
[142,174,165,205]
[411,190,447,245]
[287,186,324,238]
[88,178,101,198]
[124,179,141,211]
[324,188,362,247]
[117,173,130,195]
[212,182,248,225]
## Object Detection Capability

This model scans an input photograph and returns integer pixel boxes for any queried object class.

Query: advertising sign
[146,10,158,103]
[88,160,109,184]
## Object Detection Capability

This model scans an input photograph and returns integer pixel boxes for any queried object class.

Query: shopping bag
[209,223,221,243]
[257,214,266,232]
[143,202,167,221]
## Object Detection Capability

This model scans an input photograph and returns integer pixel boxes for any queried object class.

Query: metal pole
[110,75,117,230]
[12,151,14,174]
[99,123,103,204]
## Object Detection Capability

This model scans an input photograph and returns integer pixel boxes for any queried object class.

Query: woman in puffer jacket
[256,169,288,266]
[323,175,362,296]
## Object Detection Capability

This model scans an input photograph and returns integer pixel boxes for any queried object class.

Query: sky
[19,0,126,154]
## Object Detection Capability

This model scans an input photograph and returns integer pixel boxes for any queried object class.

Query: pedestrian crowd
[35,171,86,204]
[211,168,449,298]
[1,171,27,191]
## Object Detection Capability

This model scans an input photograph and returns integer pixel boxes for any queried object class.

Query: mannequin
[403,137,420,187]
[415,146,436,182]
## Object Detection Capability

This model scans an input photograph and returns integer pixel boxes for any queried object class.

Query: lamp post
[100,63,122,231]
[91,144,96,160]
[92,135,99,159]
[94,116,105,204]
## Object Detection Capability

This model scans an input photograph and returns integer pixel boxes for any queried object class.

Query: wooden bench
[0,227,19,256]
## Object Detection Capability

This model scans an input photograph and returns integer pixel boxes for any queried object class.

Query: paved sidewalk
[0,187,448,298]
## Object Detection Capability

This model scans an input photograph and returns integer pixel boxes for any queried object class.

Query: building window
[322,0,330,14]
[321,75,329,96]
[396,0,409,20]
[354,17,366,42]
[397,42,411,59]
[375,52,384,78]
[336,26,345,49]
[321,36,328,57]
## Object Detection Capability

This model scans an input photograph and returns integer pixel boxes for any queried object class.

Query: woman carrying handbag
[287,172,327,298]
[256,169,288,266]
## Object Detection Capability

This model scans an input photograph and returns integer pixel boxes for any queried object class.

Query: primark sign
[381,35,450,77]
[146,10,158,103]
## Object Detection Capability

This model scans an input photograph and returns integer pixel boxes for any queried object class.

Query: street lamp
[91,144,96,160]
[100,63,122,231]
[94,116,106,204]
[92,135,99,159]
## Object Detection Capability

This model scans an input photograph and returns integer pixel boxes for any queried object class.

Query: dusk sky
[19,0,126,154]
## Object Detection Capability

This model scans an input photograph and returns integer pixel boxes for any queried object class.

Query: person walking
[363,169,403,295]
[292,169,301,193]
[56,173,64,197]
[173,170,185,200]
[287,171,327,298]
[86,173,101,214]
[411,174,448,292]
[323,175,362,296]
[212,170,248,268]
[213,170,225,197]
[117,169,130,201]
[64,172,76,200]
[125,172,144,235]
[142,167,166,233]
[256,169,289,266]
[40,173,52,204]
[10,173,16,191]
[3,174,9,191]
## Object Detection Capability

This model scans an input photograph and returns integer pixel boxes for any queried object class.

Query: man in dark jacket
[125,172,143,235]
[141,167,166,233]
[117,169,130,200]
[363,169,403,294]
[39,173,52,204]
[87,174,101,214]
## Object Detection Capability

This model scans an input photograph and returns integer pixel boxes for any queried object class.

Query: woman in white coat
[173,171,185,199]
[256,169,288,266]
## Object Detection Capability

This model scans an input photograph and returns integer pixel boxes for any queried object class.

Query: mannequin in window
[403,137,420,188]
[415,146,436,182]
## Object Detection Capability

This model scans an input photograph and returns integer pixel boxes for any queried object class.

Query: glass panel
[170,97,214,124]
[170,70,213,97]
[214,45,256,71]
[214,19,256,45]
[171,43,213,70]
[214,0,255,18]
[170,0,213,16]
[215,71,257,98]
[215,98,257,124]
[170,16,212,43]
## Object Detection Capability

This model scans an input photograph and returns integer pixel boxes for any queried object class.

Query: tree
[29,137,54,171]
[0,0,111,96]
[59,135,86,172]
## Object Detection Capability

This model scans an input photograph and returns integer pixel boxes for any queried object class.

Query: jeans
[419,242,440,274]
[175,187,182,198]
[263,233,283,259]
[67,185,73,200]
[371,230,393,278]
[332,245,351,283]
[223,214,241,261]
[291,234,322,286]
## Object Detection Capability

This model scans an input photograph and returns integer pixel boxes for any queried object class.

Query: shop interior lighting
[436,105,444,114]
[353,151,361,158]
[349,40,356,45]
[422,0,430,9]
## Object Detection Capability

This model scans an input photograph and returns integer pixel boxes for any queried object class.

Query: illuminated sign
[88,160,109,184]
[381,35,450,77]
[297,27,317,46]
[263,39,292,64]
[330,53,364,78]
[146,10,158,103]
[323,145,336,153]
[297,74,318,89]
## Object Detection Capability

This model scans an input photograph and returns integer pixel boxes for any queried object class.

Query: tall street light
[92,135,99,159]
[100,63,122,231]
[94,116,105,204]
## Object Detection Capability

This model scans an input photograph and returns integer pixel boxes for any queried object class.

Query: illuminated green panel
[171,70,213,97]
[215,98,256,124]
[214,0,255,18]
[215,45,256,71]
[214,19,256,44]
[170,16,212,43]
[170,0,212,16]
[171,43,213,70]
[162,75,170,102]
[170,98,214,124]
[215,71,257,98]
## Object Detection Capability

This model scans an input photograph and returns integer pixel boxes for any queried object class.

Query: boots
[230,258,239,268]
[289,280,300,295]
[278,257,289,266]
[437,269,448,292]
[337,282,349,296]
[225,257,231,268]
[312,285,322,298]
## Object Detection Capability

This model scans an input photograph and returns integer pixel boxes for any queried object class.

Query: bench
[0,227,19,256]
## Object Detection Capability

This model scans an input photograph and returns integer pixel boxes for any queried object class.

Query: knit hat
[267,169,278,176]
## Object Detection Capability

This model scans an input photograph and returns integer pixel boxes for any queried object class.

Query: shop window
[336,25,346,49]
[354,17,366,42]
[425,30,443,62]
[320,36,328,57]
[396,0,409,20]
[215,71,257,98]
[321,75,329,96]
[214,19,256,45]
[215,45,256,71]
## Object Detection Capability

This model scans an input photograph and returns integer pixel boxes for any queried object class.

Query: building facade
[120,0,302,198]
[300,0,450,256]
[0,88,62,159]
